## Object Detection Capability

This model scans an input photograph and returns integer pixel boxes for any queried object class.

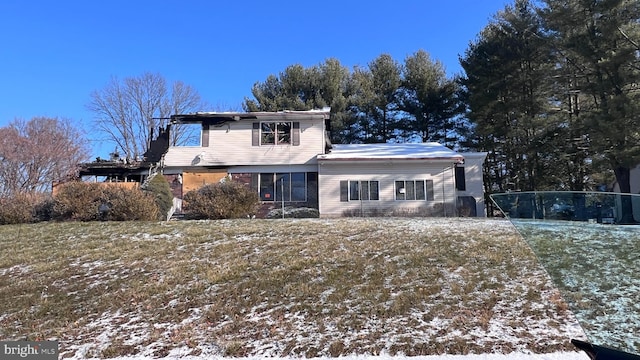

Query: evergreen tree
[244,74,284,112]
[545,56,596,191]
[398,50,463,146]
[350,54,403,143]
[540,0,640,198]
[317,58,357,144]
[461,0,559,192]
[142,175,174,220]
[244,59,356,144]
[245,53,467,146]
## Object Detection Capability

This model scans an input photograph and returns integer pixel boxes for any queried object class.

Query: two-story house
[159,109,487,218]
[162,110,329,215]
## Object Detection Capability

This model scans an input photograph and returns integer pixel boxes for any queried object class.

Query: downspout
[442,168,447,217]
[452,165,457,217]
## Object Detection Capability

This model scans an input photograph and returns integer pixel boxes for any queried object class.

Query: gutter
[317,157,464,163]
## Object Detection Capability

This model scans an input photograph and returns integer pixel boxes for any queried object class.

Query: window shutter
[340,181,348,202]
[292,122,300,146]
[201,124,210,147]
[455,167,466,191]
[252,122,260,146]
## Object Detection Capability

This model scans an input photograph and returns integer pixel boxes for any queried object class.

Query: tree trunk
[614,166,636,224]
[615,166,631,193]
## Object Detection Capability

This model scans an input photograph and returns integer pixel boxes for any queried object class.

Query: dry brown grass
[0,218,579,358]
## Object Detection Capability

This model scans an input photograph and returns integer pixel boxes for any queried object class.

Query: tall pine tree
[540,0,640,200]
[350,54,403,143]
[461,0,556,192]
[243,59,356,144]
[398,50,463,146]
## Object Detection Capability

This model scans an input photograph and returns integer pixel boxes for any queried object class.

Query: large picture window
[340,180,379,202]
[261,122,292,145]
[395,180,434,201]
[259,172,306,202]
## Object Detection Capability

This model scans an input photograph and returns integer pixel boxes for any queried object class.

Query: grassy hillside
[0,218,582,358]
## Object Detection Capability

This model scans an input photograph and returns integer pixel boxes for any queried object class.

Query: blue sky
[0,0,511,157]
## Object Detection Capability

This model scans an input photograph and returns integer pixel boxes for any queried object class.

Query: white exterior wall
[163,119,326,167]
[457,153,487,217]
[318,160,459,218]
[226,165,318,174]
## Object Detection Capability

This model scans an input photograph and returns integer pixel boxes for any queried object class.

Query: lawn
[513,219,640,354]
[0,218,583,359]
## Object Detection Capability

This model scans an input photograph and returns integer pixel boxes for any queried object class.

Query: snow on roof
[318,142,464,162]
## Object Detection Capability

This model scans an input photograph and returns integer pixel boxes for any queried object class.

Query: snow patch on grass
[0,218,587,359]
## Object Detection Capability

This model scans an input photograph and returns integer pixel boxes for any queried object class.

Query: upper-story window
[252,122,300,146]
[261,122,291,145]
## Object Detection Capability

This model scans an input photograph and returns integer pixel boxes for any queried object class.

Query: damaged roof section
[77,126,169,179]
[78,109,333,180]
[170,109,331,126]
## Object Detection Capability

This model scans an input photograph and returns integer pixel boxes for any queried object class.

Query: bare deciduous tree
[0,117,89,195]
[87,72,205,160]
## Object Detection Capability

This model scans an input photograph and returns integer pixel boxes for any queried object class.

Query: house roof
[317,143,465,162]
[171,109,331,125]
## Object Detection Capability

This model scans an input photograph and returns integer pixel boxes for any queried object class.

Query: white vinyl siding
[318,161,457,217]
[163,120,324,167]
[453,153,488,216]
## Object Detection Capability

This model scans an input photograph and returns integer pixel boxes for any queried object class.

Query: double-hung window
[340,180,379,202]
[395,180,434,201]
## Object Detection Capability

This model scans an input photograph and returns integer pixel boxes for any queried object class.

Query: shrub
[342,208,388,217]
[103,186,160,221]
[266,207,319,219]
[0,193,51,225]
[52,182,159,221]
[52,182,104,221]
[33,196,55,222]
[142,175,174,220]
[183,181,260,219]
